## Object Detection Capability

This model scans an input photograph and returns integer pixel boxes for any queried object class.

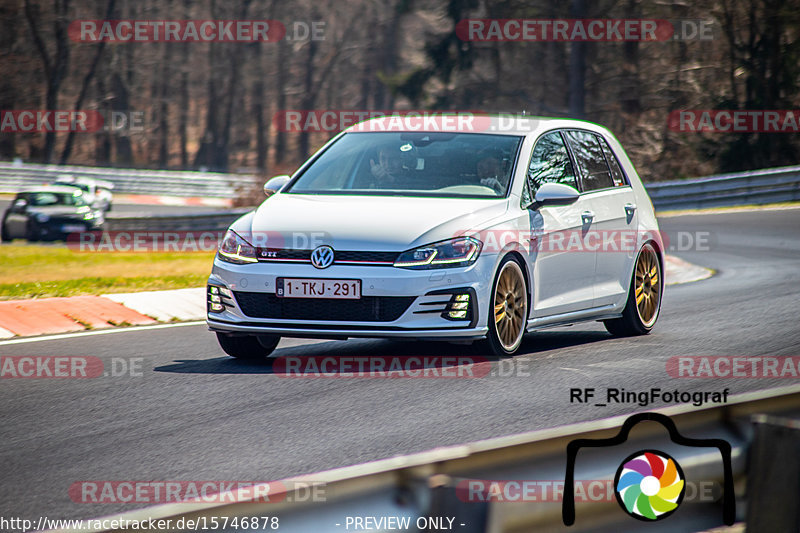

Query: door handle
[625,203,637,217]
[581,211,594,225]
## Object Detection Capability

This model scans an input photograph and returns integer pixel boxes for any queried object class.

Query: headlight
[218,229,258,264]
[35,213,50,223]
[394,237,482,269]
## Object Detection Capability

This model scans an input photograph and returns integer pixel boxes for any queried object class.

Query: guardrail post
[745,414,800,531]
[423,474,488,533]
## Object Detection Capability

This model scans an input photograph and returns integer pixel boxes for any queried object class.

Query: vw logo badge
[310,245,334,269]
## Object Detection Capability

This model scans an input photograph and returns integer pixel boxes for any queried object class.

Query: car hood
[242,193,509,250]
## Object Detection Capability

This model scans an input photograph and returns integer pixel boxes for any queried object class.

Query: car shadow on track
[154,330,613,375]
[514,330,614,356]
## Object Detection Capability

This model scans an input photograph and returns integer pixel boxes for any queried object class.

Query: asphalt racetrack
[1,207,799,521]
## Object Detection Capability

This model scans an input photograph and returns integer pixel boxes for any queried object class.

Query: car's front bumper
[206,253,497,340]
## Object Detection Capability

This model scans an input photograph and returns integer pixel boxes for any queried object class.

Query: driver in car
[476,149,506,194]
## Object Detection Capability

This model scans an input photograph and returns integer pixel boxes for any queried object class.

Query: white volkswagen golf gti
[207,115,664,357]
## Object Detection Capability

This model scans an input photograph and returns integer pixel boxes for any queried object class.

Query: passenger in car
[370,145,410,186]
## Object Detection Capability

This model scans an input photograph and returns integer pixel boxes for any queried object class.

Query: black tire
[216,333,280,359]
[0,222,9,243]
[604,242,662,337]
[484,255,529,356]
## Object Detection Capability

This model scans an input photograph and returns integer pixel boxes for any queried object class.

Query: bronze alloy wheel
[634,244,661,328]
[604,242,663,337]
[493,259,528,352]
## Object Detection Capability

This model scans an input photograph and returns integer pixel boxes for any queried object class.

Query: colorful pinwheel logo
[614,450,685,521]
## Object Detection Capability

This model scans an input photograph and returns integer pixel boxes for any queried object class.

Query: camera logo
[614,450,685,521]
[562,412,735,526]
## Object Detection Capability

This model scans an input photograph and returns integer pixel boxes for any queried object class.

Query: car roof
[341,113,614,137]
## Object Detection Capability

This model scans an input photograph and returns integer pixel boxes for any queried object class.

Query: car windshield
[26,192,87,207]
[286,132,523,198]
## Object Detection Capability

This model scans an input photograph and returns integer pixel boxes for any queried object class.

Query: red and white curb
[103,288,206,322]
[0,255,710,339]
[664,254,714,285]
[114,194,233,207]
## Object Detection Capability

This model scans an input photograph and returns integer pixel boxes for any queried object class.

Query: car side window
[564,130,615,192]
[597,136,628,187]
[527,131,578,194]
[13,194,27,211]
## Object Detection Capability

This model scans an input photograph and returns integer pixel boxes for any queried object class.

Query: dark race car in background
[1,186,105,242]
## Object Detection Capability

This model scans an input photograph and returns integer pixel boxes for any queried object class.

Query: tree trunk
[568,0,586,118]
[274,37,289,164]
[298,38,319,161]
[110,72,133,166]
[60,0,116,164]
[24,0,71,163]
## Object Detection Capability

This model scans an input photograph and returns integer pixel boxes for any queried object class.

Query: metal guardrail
[52,385,800,533]
[646,165,800,210]
[0,161,259,199]
[104,210,250,232]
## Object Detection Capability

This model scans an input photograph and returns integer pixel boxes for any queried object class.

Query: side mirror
[12,198,28,212]
[263,175,291,198]
[530,182,580,209]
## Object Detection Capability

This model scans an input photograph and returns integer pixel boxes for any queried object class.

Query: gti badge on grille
[310,245,334,269]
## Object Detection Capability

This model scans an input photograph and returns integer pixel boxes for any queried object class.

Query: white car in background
[207,115,664,358]
[52,175,114,211]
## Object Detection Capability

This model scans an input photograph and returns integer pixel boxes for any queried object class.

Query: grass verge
[0,243,213,300]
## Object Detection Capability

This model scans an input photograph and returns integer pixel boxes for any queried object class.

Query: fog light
[428,287,475,323]
[208,285,229,313]
[219,287,232,298]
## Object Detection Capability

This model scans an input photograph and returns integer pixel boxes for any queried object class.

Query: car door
[3,195,29,238]
[526,130,597,317]
[564,130,638,308]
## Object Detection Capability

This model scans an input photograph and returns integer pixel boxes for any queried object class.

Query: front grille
[233,291,415,322]
[256,248,399,264]
[336,251,398,262]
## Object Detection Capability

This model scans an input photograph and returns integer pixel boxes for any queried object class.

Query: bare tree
[24,0,71,163]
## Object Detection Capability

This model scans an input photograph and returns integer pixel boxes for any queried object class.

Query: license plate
[61,224,86,232]
[277,278,361,299]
